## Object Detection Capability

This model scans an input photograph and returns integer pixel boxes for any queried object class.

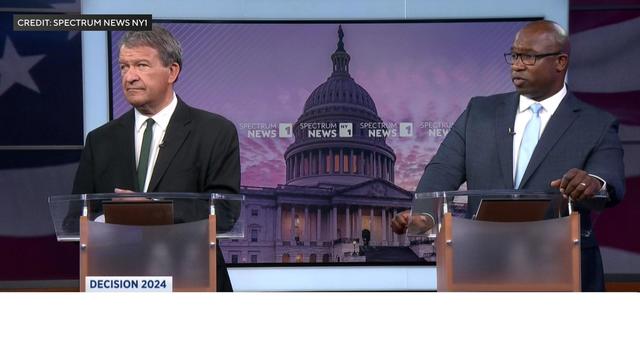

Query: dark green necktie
[137,118,155,192]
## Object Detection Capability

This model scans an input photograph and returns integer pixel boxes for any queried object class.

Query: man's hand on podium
[550,168,603,202]
[113,188,149,202]
[391,210,435,235]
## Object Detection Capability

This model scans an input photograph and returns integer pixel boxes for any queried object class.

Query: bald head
[510,20,570,101]
[518,20,570,54]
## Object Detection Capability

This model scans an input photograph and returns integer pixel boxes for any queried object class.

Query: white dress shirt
[512,85,567,180]
[512,85,606,190]
[134,93,178,192]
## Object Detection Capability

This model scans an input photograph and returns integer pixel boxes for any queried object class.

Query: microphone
[508,128,516,136]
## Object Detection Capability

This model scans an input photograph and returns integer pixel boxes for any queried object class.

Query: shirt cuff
[588,174,607,192]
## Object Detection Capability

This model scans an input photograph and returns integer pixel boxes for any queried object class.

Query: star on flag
[0,37,46,96]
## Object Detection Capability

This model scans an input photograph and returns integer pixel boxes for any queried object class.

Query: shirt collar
[518,84,567,114]
[134,92,178,132]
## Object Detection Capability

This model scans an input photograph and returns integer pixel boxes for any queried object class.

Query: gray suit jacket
[416,91,625,247]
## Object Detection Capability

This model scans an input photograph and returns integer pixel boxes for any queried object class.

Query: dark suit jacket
[416,91,625,290]
[72,97,240,292]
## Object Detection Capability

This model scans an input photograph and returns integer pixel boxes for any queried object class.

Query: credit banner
[14,14,152,31]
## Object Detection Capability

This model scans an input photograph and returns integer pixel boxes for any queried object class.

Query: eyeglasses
[504,51,562,65]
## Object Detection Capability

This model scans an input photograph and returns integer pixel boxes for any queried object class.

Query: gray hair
[120,24,182,68]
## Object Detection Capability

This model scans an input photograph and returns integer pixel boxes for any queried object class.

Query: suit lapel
[147,99,192,192]
[496,93,519,189]
[117,111,139,191]
[519,92,580,188]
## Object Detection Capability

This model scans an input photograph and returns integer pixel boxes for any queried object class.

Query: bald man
[392,20,625,291]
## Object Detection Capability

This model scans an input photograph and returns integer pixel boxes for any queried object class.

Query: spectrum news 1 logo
[244,122,414,139]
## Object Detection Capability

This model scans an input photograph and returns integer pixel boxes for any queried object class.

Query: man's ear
[168,63,180,84]
[556,54,569,72]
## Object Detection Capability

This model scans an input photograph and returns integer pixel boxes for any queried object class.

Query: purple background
[111,21,526,190]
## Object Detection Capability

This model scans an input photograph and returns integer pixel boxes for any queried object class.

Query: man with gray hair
[72,25,239,291]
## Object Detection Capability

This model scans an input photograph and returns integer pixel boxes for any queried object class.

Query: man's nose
[123,68,140,82]
[511,57,526,71]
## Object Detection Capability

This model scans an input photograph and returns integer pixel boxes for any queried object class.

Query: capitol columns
[382,157,386,179]
[299,153,303,176]
[291,205,296,242]
[382,207,387,244]
[316,207,322,243]
[371,152,376,177]
[392,208,398,245]
[369,207,374,243]
[304,206,309,244]
[329,149,334,174]
[385,158,390,180]
[345,206,351,241]
[331,205,338,239]
[276,204,282,243]
[302,152,307,176]
[350,149,354,173]
[391,160,395,182]
[357,207,363,241]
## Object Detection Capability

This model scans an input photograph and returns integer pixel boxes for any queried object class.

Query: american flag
[569,3,640,274]
[0,3,82,281]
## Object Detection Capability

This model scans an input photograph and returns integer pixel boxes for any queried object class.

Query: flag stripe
[594,176,640,254]
[573,91,640,126]
[569,16,640,93]
[570,9,640,34]
[0,234,78,281]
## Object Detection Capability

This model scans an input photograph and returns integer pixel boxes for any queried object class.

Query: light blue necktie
[514,103,542,189]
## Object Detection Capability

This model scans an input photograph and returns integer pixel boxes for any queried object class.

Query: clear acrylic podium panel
[409,190,584,291]
[449,216,574,287]
[88,220,210,289]
[48,193,244,291]
[48,192,245,241]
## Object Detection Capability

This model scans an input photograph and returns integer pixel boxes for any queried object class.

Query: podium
[409,190,586,291]
[48,193,244,292]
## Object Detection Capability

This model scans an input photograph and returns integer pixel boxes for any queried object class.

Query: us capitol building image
[221,26,433,264]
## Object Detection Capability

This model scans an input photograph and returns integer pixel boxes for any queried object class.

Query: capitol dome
[284,25,396,187]
[303,74,378,116]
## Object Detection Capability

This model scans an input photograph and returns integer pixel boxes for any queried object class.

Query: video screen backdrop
[110,20,528,265]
